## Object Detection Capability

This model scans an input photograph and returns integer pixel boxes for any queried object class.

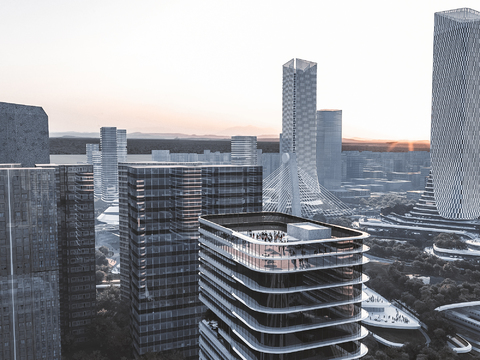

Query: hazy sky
[1,0,478,140]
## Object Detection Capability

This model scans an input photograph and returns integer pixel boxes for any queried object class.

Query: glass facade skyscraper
[123,164,262,359]
[86,144,99,165]
[100,127,118,202]
[117,129,127,163]
[281,59,318,180]
[0,166,61,360]
[198,212,369,360]
[317,110,342,190]
[37,164,96,347]
[231,136,257,165]
[431,8,480,219]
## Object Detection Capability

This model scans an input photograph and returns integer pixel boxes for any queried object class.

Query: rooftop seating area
[362,286,420,329]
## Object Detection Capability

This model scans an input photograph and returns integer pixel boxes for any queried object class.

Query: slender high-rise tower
[281,59,318,179]
[317,109,342,190]
[264,59,350,218]
[117,129,127,163]
[431,8,480,220]
[100,127,118,202]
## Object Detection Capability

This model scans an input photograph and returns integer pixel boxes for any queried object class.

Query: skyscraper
[86,143,99,165]
[263,59,350,218]
[37,164,96,348]
[281,58,318,179]
[317,110,342,190]
[231,136,257,165]
[92,150,102,198]
[100,127,118,202]
[0,102,50,167]
[0,166,61,360]
[431,8,480,220]
[123,164,262,359]
[117,129,127,163]
[198,212,369,360]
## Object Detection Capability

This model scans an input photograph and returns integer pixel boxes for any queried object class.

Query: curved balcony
[232,322,368,355]
[200,292,368,358]
[200,228,369,260]
[200,262,368,298]
[232,333,368,360]
[200,277,367,315]
[232,271,369,294]
[200,237,369,274]
[232,307,369,335]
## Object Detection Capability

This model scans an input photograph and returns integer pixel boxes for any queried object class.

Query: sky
[0,0,478,140]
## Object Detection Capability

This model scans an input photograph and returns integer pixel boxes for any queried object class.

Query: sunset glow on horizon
[1,0,477,141]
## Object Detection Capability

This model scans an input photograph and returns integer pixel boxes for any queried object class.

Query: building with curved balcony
[198,212,370,360]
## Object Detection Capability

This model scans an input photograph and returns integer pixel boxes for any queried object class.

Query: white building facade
[281,59,318,180]
[431,8,480,219]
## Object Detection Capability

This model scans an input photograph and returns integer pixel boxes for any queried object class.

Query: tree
[99,245,110,256]
[96,270,106,284]
[96,249,109,267]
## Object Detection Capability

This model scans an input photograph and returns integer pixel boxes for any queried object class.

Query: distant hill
[50,130,279,141]
[49,137,429,155]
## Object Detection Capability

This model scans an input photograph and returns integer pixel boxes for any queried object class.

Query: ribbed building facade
[231,136,257,165]
[100,127,118,202]
[0,166,61,360]
[86,143,99,165]
[281,59,318,180]
[117,129,127,163]
[317,110,342,190]
[92,150,102,198]
[431,8,480,219]
[124,164,262,359]
[198,212,369,360]
[381,172,480,233]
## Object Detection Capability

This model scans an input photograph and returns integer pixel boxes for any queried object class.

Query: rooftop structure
[362,286,420,330]
[0,101,50,167]
[198,212,370,360]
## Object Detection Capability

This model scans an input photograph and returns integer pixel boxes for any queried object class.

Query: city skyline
[1,1,478,141]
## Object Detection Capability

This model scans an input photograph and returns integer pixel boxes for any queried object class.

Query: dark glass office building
[125,164,262,359]
[0,166,61,360]
[37,164,96,346]
[198,212,369,360]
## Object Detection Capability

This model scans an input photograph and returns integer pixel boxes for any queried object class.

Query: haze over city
[1,0,477,140]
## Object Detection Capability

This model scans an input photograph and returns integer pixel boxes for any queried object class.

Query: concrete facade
[0,102,50,167]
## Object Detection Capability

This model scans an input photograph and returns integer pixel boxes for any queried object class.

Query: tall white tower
[431,8,480,219]
[281,58,318,180]
[317,109,342,190]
